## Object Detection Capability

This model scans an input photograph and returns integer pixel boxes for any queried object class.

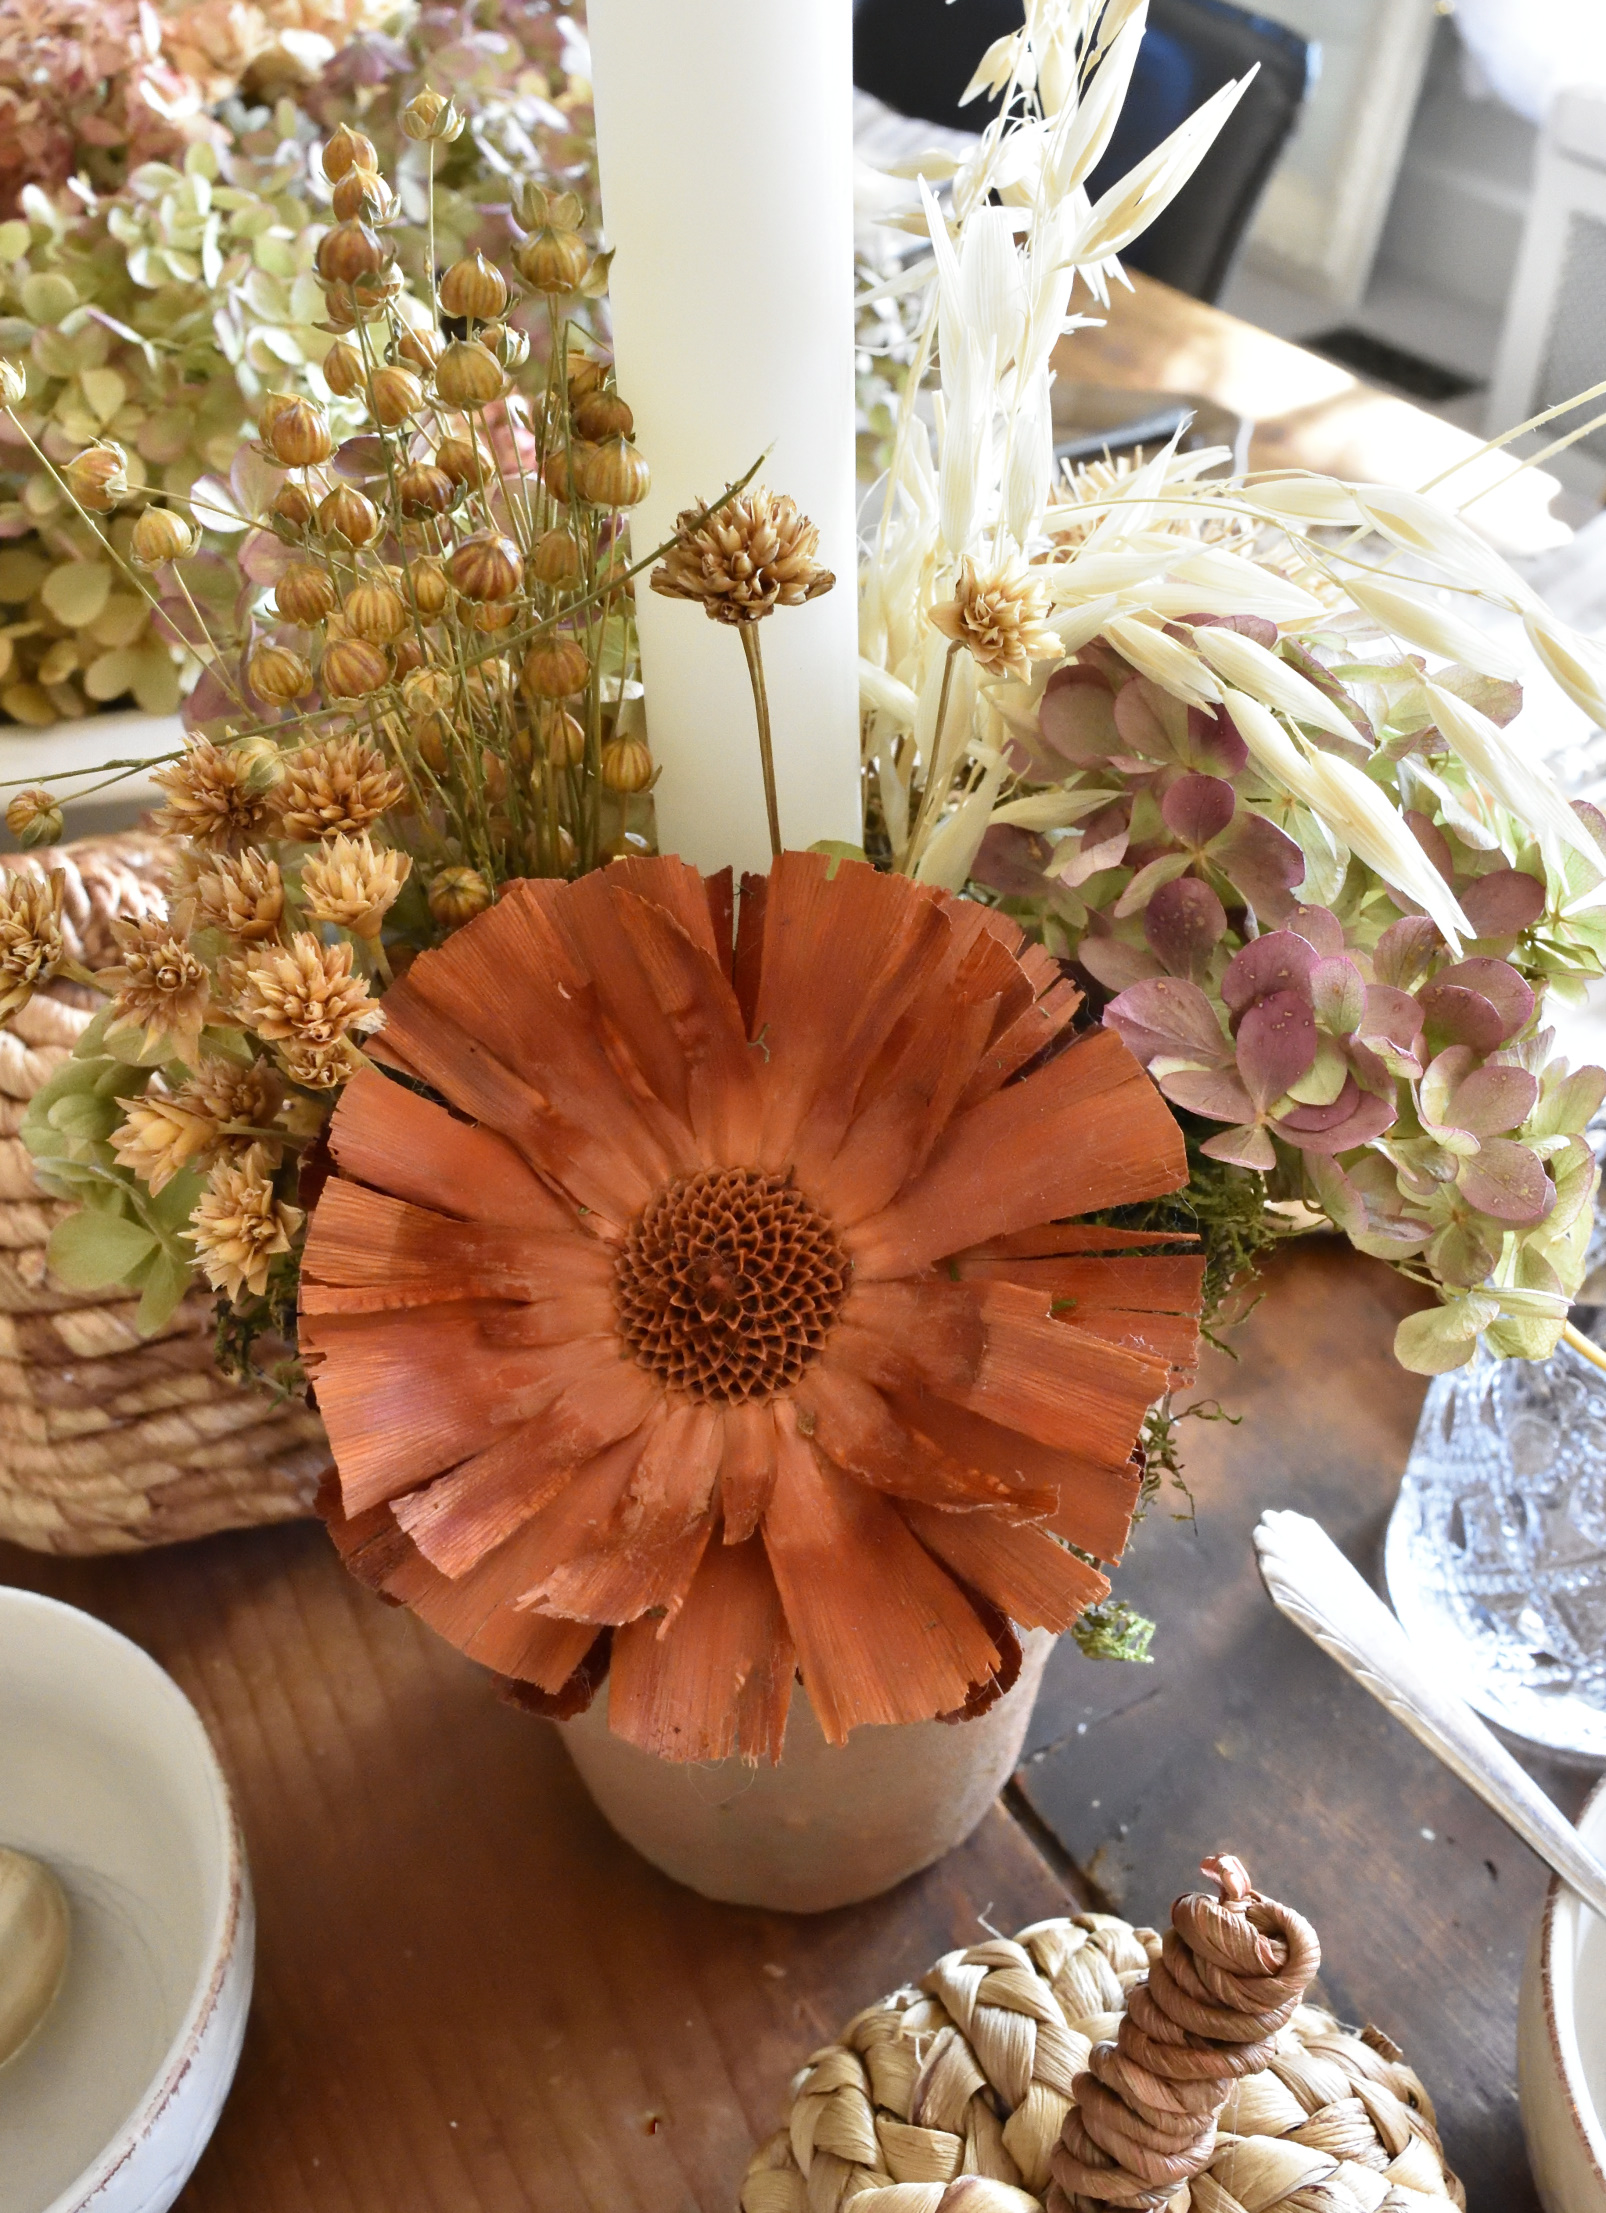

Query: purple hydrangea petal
[1287,904,1345,958]
[1078,937,1165,991]
[1159,1066,1259,1123]
[1432,957,1534,1042]
[1274,1088,1398,1154]
[1143,876,1227,980]
[1222,929,1318,1017]
[1210,811,1304,924]
[1184,704,1249,776]
[972,825,1053,898]
[1160,771,1235,847]
[1236,989,1319,1109]
[1104,976,1231,1066]
[1374,915,1442,991]
[1038,670,1119,765]
[1418,984,1510,1054]
[1199,1122,1278,1170]
[1310,955,1365,1036]
[1446,1063,1541,1138]
[1456,1139,1555,1225]
[1459,869,1546,938]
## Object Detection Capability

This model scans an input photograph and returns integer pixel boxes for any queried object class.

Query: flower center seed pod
[513,226,590,296]
[396,325,445,376]
[270,482,314,533]
[63,441,130,514]
[539,703,586,768]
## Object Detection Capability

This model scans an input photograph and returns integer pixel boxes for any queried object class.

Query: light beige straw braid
[0,833,330,1554]
[740,1886,1463,2213]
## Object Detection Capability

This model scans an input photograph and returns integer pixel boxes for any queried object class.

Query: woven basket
[0,833,329,1556]
[741,1910,1464,2213]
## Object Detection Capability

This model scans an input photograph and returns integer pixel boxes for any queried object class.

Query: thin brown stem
[739,620,782,860]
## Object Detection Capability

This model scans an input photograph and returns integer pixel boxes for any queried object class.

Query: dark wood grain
[1,1520,1068,2213]
[1017,1239,1591,2213]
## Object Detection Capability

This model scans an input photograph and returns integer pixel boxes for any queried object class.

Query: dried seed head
[300,830,411,938]
[520,634,590,700]
[463,657,512,713]
[238,933,375,1052]
[273,734,404,841]
[152,737,272,851]
[438,252,509,322]
[321,124,377,181]
[261,395,332,469]
[566,350,607,400]
[480,749,510,804]
[531,528,582,585]
[514,227,589,295]
[193,848,285,943]
[271,481,314,531]
[651,489,834,625]
[317,484,380,548]
[113,1059,283,1196]
[401,88,464,143]
[433,340,508,411]
[396,325,445,375]
[100,913,211,1061]
[188,1144,303,1301]
[249,644,315,704]
[413,710,450,773]
[573,435,650,509]
[321,340,364,397]
[396,462,456,520]
[539,703,586,768]
[470,600,517,634]
[5,789,62,848]
[435,436,487,489]
[342,581,408,644]
[928,554,1059,680]
[478,322,530,374]
[600,735,653,794]
[64,441,130,514]
[403,667,452,713]
[572,390,633,442]
[390,635,424,681]
[0,868,64,1019]
[408,558,450,617]
[316,221,389,288]
[542,444,583,506]
[367,364,423,428]
[274,562,338,627]
[130,507,197,566]
[0,359,25,408]
[427,866,493,928]
[320,637,390,698]
[450,531,524,603]
[330,168,396,224]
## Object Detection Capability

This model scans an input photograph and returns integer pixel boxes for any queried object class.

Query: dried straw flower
[112,1057,285,1195]
[300,833,411,939]
[928,555,1060,681]
[306,855,1199,1761]
[651,491,835,625]
[6,790,63,849]
[0,869,66,1020]
[152,740,273,853]
[426,866,492,928]
[100,914,212,1062]
[273,736,404,842]
[188,1144,303,1302]
[237,932,374,1054]
[282,1038,362,1090]
[192,849,285,944]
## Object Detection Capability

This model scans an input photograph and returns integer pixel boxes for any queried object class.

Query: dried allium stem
[739,621,783,861]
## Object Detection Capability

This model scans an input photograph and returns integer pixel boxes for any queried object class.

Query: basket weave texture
[0,833,329,1556]
[740,1910,1463,2213]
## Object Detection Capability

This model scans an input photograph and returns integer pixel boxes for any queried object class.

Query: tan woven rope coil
[0,834,329,1555]
[740,1874,1463,2213]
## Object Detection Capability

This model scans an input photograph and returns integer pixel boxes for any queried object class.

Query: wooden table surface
[4,1242,1591,2211]
[1060,270,1569,557]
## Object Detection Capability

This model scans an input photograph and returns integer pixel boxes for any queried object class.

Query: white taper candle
[586,0,862,877]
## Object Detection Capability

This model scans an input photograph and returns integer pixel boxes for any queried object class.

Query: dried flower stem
[738,622,782,860]
[1563,1320,1606,1377]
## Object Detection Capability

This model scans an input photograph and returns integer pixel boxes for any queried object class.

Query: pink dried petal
[1162,1066,1259,1123]
[1456,1138,1555,1225]
[1374,915,1442,991]
[1183,704,1249,776]
[1236,990,1318,1110]
[1404,809,1455,885]
[1275,1088,1397,1154]
[1446,1063,1540,1138]
[1418,984,1508,1054]
[1143,877,1227,981]
[1038,669,1119,765]
[1288,905,1345,958]
[1459,870,1546,938]
[1310,955,1365,1037]
[1210,811,1304,924]
[1077,937,1164,992]
[1199,1123,1278,1171]
[1192,611,1278,648]
[1360,984,1425,1059]
[972,825,1052,898]
[1433,958,1534,1042]
[1104,976,1232,1067]
[1222,930,1318,1019]
[1160,772,1235,848]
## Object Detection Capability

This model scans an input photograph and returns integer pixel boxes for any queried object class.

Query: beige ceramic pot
[558,1628,1053,1912]
[1520,1774,1606,2213]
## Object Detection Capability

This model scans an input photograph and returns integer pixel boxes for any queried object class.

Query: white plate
[1521,1774,1606,2212]
[0,1590,252,2213]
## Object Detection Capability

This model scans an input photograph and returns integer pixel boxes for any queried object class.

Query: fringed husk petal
[901,1500,1111,1632]
[330,1065,573,1230]
[718,1398,778,1544]
[608,1537,794,1763]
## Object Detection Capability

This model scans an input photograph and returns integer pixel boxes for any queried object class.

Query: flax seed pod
[317,484,380,548]
[438,252,509,322]
[428,866,493,927]
[433,341,507,411]
[343,580,408,644]
[450,532,523,603]
[316,222,388,287]
[408,559,450,618]
[397,325,444,376]
[572,390,633,442]
[249,645,314,704]
[320,637,390,698]
[600,734,653,793]
[271,482,314,531]
[321,124,376,181]
[435,436,486,490]
[129,507,197,566]
[520,634,589,700]
[397,462,456,520]
[331,169,396,224]
[322,339,364,397]
[366,364,423,428]
[514,227,589,295]
[572,435,650,509]
[274,563,339,627]
[540,704,586,768]
[531,528,582,585]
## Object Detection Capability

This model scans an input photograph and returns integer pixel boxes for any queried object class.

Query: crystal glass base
[1385,1337,1606,1763]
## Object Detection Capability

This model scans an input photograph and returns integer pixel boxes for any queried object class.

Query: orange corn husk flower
[272,736,405,843]
[237,933,376,1057]
[100,915,212,1063]
[188,1144,303,1302]
[301,832,411,939]
[152,739,272,853]
[112,1057,286,1195]
[303,856,1201,1764]
[929,556,1060,681]
[0,868,66,1022]
[651,490,834,625]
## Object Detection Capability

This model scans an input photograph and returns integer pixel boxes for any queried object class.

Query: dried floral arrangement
[852,0,1606,1377]
[0,0,595,726]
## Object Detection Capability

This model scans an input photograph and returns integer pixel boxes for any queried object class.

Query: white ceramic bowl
[1520,1775,1606,2213]
[0,1590,253,2213]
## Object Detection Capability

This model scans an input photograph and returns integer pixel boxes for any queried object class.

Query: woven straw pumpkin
[741,1901,1463,2213]
[0,833,328,1555]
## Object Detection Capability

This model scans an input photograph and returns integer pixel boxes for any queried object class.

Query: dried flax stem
[740,621,783,860]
